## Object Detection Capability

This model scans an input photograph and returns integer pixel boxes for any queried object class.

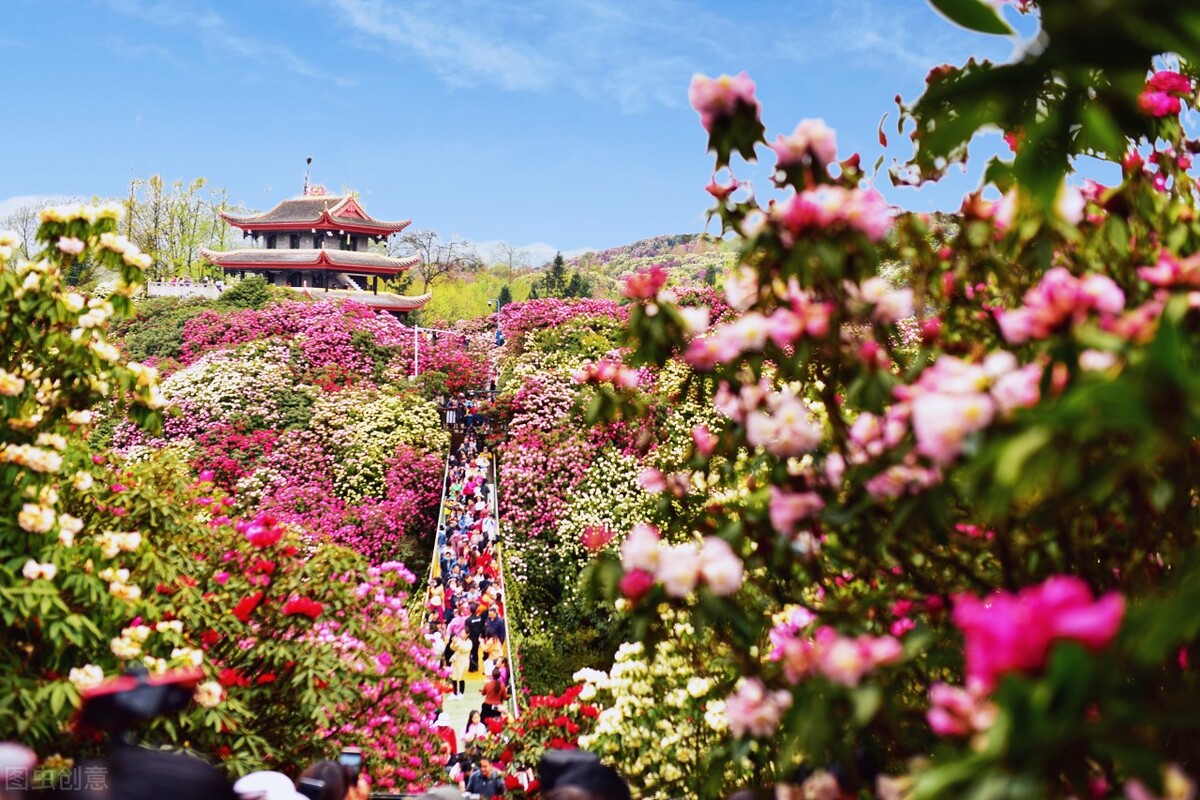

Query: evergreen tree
[543,252,568,298]
[497,284,513,307]
[564,271,592,298]
[529,284,540,300]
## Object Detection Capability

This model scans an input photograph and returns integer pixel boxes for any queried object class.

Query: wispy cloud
[323,0,737,112]
[772,0,1015,77]
[100,0,335,82]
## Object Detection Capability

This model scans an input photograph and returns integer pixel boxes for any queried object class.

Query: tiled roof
[200,247,419,272]
[220,196,412,233]
[300,288,432,311]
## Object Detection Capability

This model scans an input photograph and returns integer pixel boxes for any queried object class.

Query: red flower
[619,569,656,603]
[622,264,669,300]
[215,746,232,759]
[232,591,265,622]
[245,519,283,548]
[579,705,600,718]
[503,776,521,790]
[281,596,323,619]
[485,717,506,734]
[200,629,221,647]
[219,668,250,688]
[256,672,277,685]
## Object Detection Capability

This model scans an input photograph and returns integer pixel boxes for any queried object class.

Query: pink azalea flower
[725,678,792,738]
[1138,90,1182,117]
[768,487,825,537]
[623,265,668,300]
[618,569,655,602]
[688,72,760,132]
[770,118,838,168]
[952,576,1125,690]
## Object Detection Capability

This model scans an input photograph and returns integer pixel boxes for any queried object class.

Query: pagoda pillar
[324,269,329,292]
[372,276,378,295]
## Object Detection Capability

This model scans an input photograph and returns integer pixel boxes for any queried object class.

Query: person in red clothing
[433,711,458,755]
[480,668,509,721]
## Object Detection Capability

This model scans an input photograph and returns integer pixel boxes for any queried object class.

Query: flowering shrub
[0,205,207,756]
[478,685,599,795]
[575,2,1200,796]
[575,618,750,800]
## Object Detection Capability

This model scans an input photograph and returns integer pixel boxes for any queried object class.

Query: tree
[123,176,244,281]
[564,271,592,298]
[542,251,568,297]
[0,200,50,262]
[497,284,513,307]
[389,228,482,293]
[495,241,528,282]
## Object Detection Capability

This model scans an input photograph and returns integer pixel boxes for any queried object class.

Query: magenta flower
[952,576,1125,690]
[1138,90,1183,117]
[1147,70,1193,95]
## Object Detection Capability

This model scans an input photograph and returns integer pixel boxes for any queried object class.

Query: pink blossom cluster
[996,267,1125,344]
[711,381,823,458]
[618,523,745,599]
[685,283,832,369]
[724,677,792,738]
[899,352,1042,465]
[688,72,760,132]
[1137,250,1200,288]
[768,613,903,687]
[952,575,1125,690]
[771,118,838,168]
[926,680,998,737]
[1138,70,1193,117]
[507,374,577,432]
[772,186,894,242]
[496,298,626,350]
[180,299,488,390]
[572,357,642,390]
[622,264,669,300]
[498,428,595,539]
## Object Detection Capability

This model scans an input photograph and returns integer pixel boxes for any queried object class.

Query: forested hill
[566,233,735,292]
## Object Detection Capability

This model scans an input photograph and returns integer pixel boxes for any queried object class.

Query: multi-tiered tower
[201,186,430,316]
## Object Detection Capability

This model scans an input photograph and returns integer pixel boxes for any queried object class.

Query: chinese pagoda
[201,186,431,316]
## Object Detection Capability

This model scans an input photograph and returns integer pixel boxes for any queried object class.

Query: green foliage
[112,296,215,362]
[216,276,271,310]
[497,284,513,307]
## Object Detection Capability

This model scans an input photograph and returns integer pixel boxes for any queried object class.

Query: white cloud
[473,239,593,268]
[322,0,735,112]
[101,0,330,81]
[0,194,74,220]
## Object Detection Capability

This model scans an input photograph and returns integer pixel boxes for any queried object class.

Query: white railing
[491,455,521,718]
[146,282,222,299]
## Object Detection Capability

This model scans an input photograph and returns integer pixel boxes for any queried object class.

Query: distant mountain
[567,233,736,293]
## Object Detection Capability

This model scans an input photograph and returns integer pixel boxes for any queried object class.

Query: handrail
[490,454,522,719]
[407,451,451,624]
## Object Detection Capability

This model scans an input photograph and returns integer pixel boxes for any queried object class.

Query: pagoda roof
[220,196,412,235]
[300,288,432,311]
[200,247,420,276]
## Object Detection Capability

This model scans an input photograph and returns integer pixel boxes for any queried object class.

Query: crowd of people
[439,392,493,433]
[422,428,522,796]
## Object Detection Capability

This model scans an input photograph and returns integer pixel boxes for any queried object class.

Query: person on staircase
[449,628,472,697]
[466,603,487,672]
[480,668,509,722]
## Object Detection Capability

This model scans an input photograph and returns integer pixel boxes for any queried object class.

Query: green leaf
[927,0,1014,35]
[851,684,883,725]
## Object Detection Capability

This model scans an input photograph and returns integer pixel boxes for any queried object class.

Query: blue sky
[0,0,1021,258]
